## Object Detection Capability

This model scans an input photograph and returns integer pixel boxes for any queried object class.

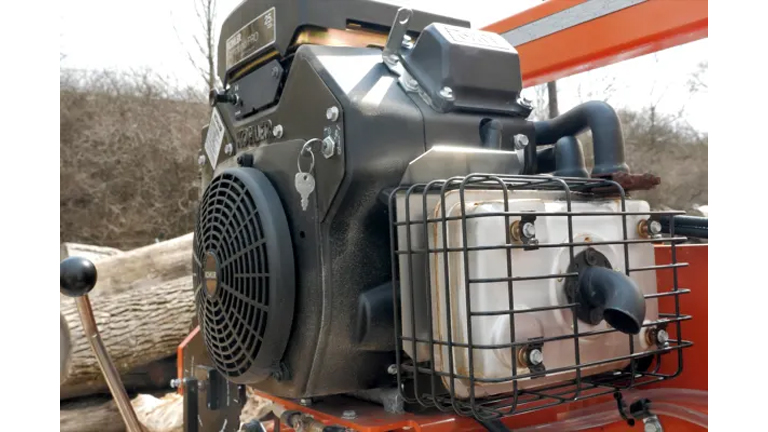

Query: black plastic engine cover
[197,36,537,398]
[217,0,469,85]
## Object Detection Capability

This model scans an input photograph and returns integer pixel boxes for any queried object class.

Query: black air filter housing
[193,167,295,384]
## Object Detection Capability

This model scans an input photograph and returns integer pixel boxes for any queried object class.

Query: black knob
[208,88,239,107]
[60,256,98,297]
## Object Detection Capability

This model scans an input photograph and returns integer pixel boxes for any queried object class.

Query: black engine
[192,0,637,405]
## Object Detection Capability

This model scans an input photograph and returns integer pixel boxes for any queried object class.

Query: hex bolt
[656,329,670,345]
[643,416,663,432]
[387,364,398,375]
[518,97,533,109]
[224,143,234,155]
[439,86,454,100]
[197,155,207,166]
[528,348,544,366]
[321,136,336,159]
[326,106,340,122]
[273,124,284,138]
[341,410,358,420]
[298,398,313,407]
[649,220,662,235]
[513,134,530,150]
[169,378,182,389]
[521,221,536,239]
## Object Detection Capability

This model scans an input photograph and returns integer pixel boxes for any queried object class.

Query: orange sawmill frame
[178,1,709,430]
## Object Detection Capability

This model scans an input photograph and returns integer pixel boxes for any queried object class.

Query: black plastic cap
[60,256,98,297]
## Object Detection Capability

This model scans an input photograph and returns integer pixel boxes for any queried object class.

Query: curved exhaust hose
[533,101,629,177]
[578,266,646,335]
[536,136,590,178]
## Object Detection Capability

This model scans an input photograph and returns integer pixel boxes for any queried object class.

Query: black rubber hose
[536,136,589,178]
[659,215,708,239]
[533,101,629,176]
[578,266,646,335]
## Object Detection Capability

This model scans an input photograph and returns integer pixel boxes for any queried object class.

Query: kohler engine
[191,0,683,421]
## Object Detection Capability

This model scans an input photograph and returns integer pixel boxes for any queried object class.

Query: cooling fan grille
[193,168,294,381]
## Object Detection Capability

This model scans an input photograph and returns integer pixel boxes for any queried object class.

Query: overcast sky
[60,0,708,132]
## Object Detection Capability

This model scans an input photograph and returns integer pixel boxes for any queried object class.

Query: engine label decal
[204,108,225,169]
[225,6,276,70]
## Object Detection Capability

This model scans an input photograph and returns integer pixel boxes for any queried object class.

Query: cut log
[61,276,195,400]
[61,356,178,400]
[61,393,184,432]
[61,312,71,383]
[61,242,123,262]
[61,397,126,432]
[85,233,193,298]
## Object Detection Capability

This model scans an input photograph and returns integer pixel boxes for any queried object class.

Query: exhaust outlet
[577,266,646,335]
[565,248,646,335]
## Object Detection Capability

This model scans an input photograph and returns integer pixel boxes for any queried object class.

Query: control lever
[60,257,145,432]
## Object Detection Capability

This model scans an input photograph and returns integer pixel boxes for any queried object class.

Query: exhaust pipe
[577,266,646,335]
[536,136,590,178]
[533,101,629,177]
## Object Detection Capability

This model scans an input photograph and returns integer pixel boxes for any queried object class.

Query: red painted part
[249,244,708,432]
[482,0,708,87]
[176,325,200,395]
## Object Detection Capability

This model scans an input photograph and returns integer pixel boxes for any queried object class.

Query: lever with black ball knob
[60,256,145,432]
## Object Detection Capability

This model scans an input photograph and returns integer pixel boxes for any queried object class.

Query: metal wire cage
[387,173,692,420]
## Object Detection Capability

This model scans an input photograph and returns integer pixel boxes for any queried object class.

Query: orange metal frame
[482,0,708,87]
[178,2,709,429]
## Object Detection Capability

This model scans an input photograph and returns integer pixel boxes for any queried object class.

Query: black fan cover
[193,167,295,383]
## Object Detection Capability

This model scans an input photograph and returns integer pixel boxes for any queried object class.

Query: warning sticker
[225,7,276,70]
[204,108,226,169]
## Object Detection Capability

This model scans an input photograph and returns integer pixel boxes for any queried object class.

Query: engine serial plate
[225,6,276,70]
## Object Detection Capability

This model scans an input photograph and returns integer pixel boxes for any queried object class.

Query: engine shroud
[193,167,295,383]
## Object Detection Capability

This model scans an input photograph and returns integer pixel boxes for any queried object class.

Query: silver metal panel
[501,0,647,47]
[400,145,525,185]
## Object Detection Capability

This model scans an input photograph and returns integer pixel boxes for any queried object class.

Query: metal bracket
[614,392,660,429]
[382,7,413,74]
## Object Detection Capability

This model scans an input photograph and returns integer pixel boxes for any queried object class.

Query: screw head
[198,155,207,166]
[649,220,662,235]
[513,134,530,150]
[341,410,358,420]
[169,378,182,389]
[528,348,544,366]
[273,124,284,138]
[271,66,280,78]
[224,143,233,155]
[521,221,536,238]
[299,398,312,406]
[387,364,398,375]
[439,86,454,100]
[326,106,340,122]
[656,329,669,345]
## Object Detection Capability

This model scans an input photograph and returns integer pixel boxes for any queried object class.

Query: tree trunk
[60,276,195,400]
[547,80,559,119]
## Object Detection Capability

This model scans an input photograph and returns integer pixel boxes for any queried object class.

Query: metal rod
[75,296,144,432]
